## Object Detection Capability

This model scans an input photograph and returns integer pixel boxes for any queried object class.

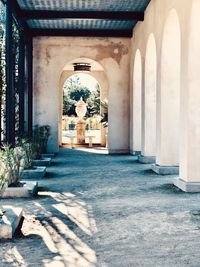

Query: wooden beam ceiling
[19,10,144,21]
[28,28,133,37]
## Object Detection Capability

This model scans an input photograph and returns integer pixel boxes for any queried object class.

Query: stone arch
[58,57,109,147]
[156,9,181,166]
[179,0,200,181]
[141,33,157,157]
[133,49,142,153]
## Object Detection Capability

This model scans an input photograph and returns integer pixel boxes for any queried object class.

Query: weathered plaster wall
[33,37,131,153]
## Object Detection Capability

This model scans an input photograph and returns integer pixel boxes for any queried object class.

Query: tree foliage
[63,75,100,117]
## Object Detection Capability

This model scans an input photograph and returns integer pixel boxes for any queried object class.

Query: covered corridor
[1,0,200,265]
[1,148,200,266]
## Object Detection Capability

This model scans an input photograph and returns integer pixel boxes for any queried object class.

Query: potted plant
[19,138,34,169]
[0,144,38,198]
[100,99,108,128]
[32,125,51,159]
[0,164,9,218]
[0,144,24,187]
[68,120,76,131]
[19,138,47,179]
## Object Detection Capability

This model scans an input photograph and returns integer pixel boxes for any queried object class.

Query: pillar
[138,34,157,164]
[174,0,200,191]
[152,9,180,175]
[5,0,15,145]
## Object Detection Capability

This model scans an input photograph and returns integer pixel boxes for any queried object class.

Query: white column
[152,10,180,174]
[174,0,200,191]
[139,34,157,164]
[133,50,142,154]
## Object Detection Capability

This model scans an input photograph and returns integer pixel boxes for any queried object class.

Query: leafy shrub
[0,165,9,197]
[32,125,50,159]
[19,138,34,169]
[0,144,24,186]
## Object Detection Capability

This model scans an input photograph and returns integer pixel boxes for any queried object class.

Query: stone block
[151,164,179,175]
[22,167,46,179]
[42,153,55,158]
[173,178,200,192]
[138,155,155,164]
[2,181,38,198]
[33,158,51,166]
[0,206,23,239]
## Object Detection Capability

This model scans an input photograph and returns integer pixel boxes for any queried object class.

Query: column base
[131,151,141,156]
[174,178,200,192]
[151,164,179,175]
[108,149,130,155]
[138,155,155,164]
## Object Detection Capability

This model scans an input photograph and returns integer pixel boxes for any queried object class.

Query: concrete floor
[1,148,200,267]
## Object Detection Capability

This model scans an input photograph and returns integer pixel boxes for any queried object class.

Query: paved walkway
[1,148,200,267]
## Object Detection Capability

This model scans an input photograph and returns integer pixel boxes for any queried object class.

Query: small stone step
[33,158,52,166]
[22,167,46,179]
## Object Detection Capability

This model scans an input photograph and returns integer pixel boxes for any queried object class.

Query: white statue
[75,97,87,119]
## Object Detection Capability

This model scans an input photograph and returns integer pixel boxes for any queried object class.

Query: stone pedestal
[2,181,38,198]
[152,164,179,175]
[33,158,52,166]
[22,167,46,179]
[173,178,200,193]
[0,206,23,239]
[76,120,86,144]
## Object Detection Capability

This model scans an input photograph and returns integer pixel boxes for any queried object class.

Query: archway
[59,58,109,148]
[133,49,142,153]
[179,0,200,184]
[141,34,157,161]
[156,9,181,168]
[62,73,101,145]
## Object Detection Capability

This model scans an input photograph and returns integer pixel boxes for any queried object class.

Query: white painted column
[133,50,142,154]
[152,10,180,174]
[174,0,200,192]
[139,34,157,164]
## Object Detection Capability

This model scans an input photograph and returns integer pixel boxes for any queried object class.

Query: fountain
[75,97,87,144]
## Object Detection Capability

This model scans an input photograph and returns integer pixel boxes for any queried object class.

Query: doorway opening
[62,73,102,147]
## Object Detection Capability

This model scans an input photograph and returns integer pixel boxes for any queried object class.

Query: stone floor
[1,147,200,267]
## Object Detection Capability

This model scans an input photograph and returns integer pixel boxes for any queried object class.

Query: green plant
[19,138,34,169]
[0,144,24,186]
[32,125,51,159]
[68,120,76,130]
[0,165,9,196]
[100,99,108,128]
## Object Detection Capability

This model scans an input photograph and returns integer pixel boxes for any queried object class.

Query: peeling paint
[92,42,129,64]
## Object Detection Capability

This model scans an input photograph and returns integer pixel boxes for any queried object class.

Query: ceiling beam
[12,0,30,32]
[20,10,144,21]
[28,28,133,38]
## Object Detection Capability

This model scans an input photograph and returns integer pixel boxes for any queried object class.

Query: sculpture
[75,97,87,119]
[75,97,87,144]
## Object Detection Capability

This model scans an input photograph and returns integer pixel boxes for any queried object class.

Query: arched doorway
[62,73,101,146]
[140,34,157,162]
[58,58,109,148]
[133,49,142,153]
[155,9,181,171]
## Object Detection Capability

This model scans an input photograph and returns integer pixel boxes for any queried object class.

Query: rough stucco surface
[33,37,131,153]
[1,148,200,266]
